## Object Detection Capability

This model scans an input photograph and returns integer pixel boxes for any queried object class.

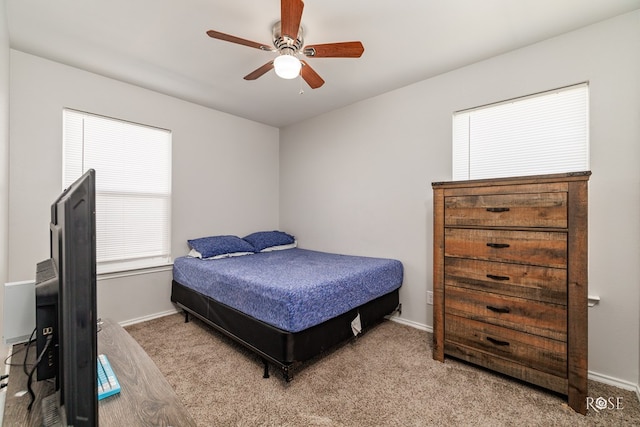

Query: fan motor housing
[272,21,304,53]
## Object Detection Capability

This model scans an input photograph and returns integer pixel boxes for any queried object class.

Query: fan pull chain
[298,74,304,95]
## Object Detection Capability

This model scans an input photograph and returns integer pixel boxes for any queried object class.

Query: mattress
[172,248,403,333]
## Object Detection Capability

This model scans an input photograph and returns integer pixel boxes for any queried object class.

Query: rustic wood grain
[431,171,590,415]
[445,228,567,268]
[445,285,567,341]
[432,186,445,362]
[566,179,589,415]
[444,340,569,394]
[444,257,567,305]
[444,191,567,228]
[445,314,567,377]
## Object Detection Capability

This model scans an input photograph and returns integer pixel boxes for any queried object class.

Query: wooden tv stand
[3,318,196,426]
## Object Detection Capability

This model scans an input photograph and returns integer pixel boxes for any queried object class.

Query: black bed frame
[171,280,401,381]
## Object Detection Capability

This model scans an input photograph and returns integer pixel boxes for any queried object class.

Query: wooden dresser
[431,171,590,414]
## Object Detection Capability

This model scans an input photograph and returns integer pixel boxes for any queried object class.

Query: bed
[170,232,403,381]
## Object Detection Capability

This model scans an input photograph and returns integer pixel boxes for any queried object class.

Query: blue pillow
[187,235,256,259]
[243,231,295,252]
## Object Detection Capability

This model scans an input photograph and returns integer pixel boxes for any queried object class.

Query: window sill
[97,263,173,281]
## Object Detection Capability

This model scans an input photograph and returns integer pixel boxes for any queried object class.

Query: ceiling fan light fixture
[274,53,301,79]
[206,2,362,89]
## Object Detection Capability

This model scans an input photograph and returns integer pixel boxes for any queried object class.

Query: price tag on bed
[351,313,362,336]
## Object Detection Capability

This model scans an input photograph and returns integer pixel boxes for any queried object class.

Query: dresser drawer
[445,228,567,268]
[445,315,567,378]
[445,286,566,341]
[444,257,567,305]
[444,192,567,228]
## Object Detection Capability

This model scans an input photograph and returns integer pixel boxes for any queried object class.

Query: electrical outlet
[427,291,434,305]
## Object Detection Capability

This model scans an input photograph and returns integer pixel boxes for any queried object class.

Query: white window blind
[63,109,172,274]
[453,83,589,180]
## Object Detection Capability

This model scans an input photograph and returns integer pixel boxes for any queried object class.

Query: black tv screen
[36,168,98,426]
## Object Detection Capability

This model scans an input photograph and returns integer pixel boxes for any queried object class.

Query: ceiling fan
[206,0,364,89]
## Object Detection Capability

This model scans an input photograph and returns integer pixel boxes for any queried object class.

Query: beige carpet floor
[125,313,640,426]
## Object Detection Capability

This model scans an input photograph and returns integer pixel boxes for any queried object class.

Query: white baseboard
[117,308,181,328]
[387,314,433,333]
[588,370,639,392]
[587,370,640,405]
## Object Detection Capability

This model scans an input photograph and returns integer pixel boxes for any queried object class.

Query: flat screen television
[34,168,97,426]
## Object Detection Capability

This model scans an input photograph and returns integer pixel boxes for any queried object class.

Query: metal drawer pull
[486,207,510,213]
[486,305,510,314]
[486,337,510,346]
[486,243,510,249]
[486,274,510,281]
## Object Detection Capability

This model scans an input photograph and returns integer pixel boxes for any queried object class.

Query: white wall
[280,11,640,386]
[0,0,10,355]
[8,51,280,323]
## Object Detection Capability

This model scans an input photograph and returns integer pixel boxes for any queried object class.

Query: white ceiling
[6,0,640,127]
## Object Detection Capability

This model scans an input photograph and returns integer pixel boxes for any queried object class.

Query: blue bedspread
[172,248,403,333]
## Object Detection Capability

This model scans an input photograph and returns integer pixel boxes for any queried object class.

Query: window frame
[452,83,590,181]
[62,108,172,275]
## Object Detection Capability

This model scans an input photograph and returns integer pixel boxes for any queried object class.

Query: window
[63,109,172,274]
[452,83,589,180]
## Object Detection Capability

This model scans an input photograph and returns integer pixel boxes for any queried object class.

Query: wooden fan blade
[300,60,325,89]
[281,0,304,41]
[303,41,364,58]
[244,61,275,80]
[207,30,273,51]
